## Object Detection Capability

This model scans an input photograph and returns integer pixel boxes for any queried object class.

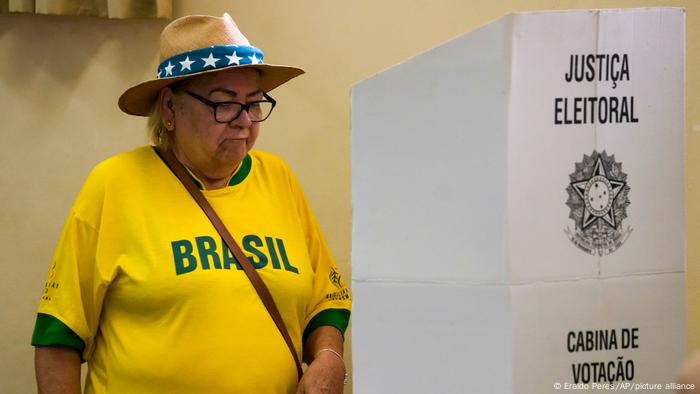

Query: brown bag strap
[155,146,303,380]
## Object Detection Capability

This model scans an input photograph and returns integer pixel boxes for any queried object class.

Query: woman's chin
[217,140,249,163]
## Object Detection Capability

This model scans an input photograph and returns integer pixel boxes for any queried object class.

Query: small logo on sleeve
[41,262,59,301]
[325,267,350,301]
[329,267,344,289]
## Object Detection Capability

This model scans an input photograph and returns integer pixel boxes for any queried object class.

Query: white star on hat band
[156,45,264,79]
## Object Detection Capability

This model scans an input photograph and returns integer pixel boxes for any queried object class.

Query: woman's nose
[231,108,253,128]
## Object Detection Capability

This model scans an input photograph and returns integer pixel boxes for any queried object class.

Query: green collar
[154,147,252,190]
[188,154,252,190]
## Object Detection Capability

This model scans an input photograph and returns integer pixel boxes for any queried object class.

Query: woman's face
[168,68,263,173]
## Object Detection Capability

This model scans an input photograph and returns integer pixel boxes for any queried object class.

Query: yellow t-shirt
[36,146,351,393]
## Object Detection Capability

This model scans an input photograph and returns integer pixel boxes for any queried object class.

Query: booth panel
[352,281,513,394]
[595,9,685,276]
[511,274,687,394]
[352,18,511,284]
[507,11,599,283]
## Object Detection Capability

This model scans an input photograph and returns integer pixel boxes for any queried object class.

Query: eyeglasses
[184,90,277,123]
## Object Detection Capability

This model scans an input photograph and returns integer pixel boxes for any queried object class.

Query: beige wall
[1,1,697,392]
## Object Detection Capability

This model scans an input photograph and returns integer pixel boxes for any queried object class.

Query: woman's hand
[297,326,346,394]
[296,349,346,394]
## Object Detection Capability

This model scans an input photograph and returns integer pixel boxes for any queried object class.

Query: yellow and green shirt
[32,146,351,393]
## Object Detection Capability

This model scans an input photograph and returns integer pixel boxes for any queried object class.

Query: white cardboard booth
[351,8,686,394]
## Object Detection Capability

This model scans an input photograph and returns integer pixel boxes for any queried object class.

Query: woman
[32,13,351,394]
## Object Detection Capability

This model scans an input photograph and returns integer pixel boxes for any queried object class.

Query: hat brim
[118,63,305,116]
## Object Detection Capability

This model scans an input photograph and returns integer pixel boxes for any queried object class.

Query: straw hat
[118,13,305,116]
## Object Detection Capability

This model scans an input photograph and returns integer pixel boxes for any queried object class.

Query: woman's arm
[35,346,81,394]
[297,326,346,394]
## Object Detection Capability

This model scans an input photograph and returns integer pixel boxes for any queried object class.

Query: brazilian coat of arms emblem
[565,150,632,256]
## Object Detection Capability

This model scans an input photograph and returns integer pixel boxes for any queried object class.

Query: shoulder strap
[154,147,303,380]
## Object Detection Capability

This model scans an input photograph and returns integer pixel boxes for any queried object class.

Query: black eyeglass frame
[184,90,277,123]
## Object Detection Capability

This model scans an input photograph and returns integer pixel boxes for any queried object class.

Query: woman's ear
[160,87,176,131]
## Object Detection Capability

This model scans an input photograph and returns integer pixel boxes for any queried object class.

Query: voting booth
[351,8,685,394]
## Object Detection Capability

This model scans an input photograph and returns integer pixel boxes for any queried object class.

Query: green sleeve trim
[303,309,351,345]
[31,313,85,352]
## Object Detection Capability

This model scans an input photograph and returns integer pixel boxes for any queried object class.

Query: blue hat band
[156,45,264,79]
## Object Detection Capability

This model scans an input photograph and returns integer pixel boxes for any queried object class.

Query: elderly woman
[32,13,351,394]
